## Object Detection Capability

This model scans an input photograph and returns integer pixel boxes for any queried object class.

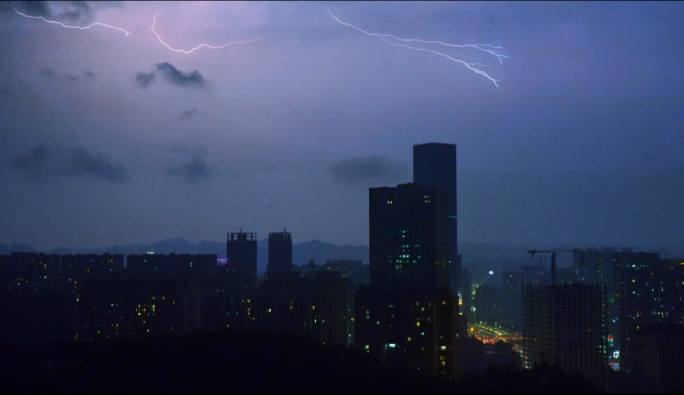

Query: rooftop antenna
[234,228,243,233]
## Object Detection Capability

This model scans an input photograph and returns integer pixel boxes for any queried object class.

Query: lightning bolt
[150,15,266,54]
[376,36,508,65]
[5,0,506,86]
[326,9,504,87]
[3,1,133,36]
[3,2,268,55]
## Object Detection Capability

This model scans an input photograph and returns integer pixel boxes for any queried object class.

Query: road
[469,323,523,354]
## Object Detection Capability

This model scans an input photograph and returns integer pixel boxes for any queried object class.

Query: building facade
[126,253,217,276]
[253,271,355,347]
[630,323,684,393]
[268,231,292,274]
[369,183,449,289]
[226,231,258,284]
[362,180,459,379]
[523,283,608,387]
[0,252,61,295]
[413,143,460,295]
[355,286,459,377]
[60,254,124,294]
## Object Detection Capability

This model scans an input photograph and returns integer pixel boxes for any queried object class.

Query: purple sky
[0,1,683,250]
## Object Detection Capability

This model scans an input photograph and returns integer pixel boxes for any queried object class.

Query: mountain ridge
[1,239,680,275]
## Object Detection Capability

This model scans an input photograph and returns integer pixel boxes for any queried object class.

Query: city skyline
[2,2,683,391]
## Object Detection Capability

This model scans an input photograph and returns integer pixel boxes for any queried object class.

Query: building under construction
[523,282,608,388]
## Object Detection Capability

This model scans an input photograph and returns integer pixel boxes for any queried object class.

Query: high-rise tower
[413,143,460,295]
[360,182,458,377]
[226,231,257,284]
[268,231,292,274]
[369,183,449,289]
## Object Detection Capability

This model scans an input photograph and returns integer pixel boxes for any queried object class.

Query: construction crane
[527,249,578,286]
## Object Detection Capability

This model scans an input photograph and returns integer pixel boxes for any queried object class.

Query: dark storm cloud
[9,143,51,173]
[66,145,128,182]
[17,1,51,17]
[57,1,95,25]
[63,73,80,82]
[327,156,410,184]
[154,63,207,89]
[130,71,156,88]
[177,108,198,122]
[130,64,207,90]
[39,68,96,83]
[7,1,95,24]
[167,146,212,183]
[9,143,128,183]
[39,68,56,78]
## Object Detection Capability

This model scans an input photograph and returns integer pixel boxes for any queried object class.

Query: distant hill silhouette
[291,239,368,266]
[0,238,370,274]
[0,243,36,254]
[1,239,681,274]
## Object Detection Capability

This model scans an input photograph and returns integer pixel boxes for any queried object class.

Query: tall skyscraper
[413,143,460,295]
[360,181,459,378]
[369,183,449,289]
[226,231,257,284]
[268,231,292,274]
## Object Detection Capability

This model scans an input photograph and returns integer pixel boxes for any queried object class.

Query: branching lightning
[150,15,265,54]
[3,1,132,36]
[373,36,507,65]
[3,2,267,55]
[4,1,506,87]
[326,9,504,87]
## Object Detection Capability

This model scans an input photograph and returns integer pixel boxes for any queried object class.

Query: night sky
[0,2,682,251]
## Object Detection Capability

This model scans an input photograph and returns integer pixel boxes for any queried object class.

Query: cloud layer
[327,156,410,184]
[178,108,198,122]
[166,146,212,182]
[131,63,207,90]
[9,143,128,183]
[11,1,95,24]
[40,68,96,83]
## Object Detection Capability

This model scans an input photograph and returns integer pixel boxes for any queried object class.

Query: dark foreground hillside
[0,331,601,393]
